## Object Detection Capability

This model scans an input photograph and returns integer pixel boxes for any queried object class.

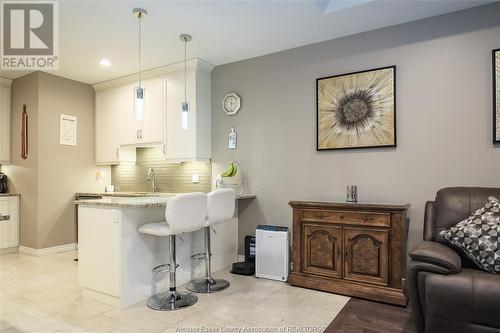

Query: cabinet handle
[136,129,139,140]
[162,144,166,155]
[140,129,143,139]
[116,147,120,159]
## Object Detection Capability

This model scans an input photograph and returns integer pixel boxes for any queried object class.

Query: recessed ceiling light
[99,59,111,67]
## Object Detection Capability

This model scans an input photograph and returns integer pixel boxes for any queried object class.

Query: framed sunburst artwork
[317,66,396,150]
[494,49,500,143]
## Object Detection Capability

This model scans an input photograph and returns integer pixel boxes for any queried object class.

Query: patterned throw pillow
[440,196,500,273]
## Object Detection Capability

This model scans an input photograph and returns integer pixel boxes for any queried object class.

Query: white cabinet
[0,196,19,250]
[93,58,212,165]
[95,87,136,165]
[0,79,11,164]
[163,68,211,162]
[121,79,165,146]
[78,207,120,298]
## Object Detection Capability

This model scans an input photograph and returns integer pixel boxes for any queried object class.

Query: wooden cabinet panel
[289,201,409,306]
[302,209,390,227]
[303,224,342,278]
[344,227,389,286]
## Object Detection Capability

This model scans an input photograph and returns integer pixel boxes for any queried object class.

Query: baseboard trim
[0,246,19,255]
[18,243,77,256]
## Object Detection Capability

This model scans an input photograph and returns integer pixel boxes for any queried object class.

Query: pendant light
[133,8,147,121]
[180,34,192,130]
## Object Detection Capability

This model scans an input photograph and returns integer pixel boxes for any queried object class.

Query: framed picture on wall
[494,48,500,143]
[316,66,396,150]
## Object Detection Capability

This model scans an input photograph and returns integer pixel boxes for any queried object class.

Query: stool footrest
[191,252,213,260]
[152,263,179,274]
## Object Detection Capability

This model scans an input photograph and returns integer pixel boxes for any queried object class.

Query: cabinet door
[0,197,18,249]
[119,86,140,146]
[78,207,120,297]
[96,88,128,164]
[344,227,389,286]
[141,80,165,145]
[0,86,10,163]
[165,76,196,161]
[302,224,342,278]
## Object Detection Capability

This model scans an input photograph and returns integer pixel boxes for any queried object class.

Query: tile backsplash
[111,147,212,193]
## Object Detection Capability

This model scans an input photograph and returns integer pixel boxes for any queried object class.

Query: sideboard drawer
[301,209,390,227]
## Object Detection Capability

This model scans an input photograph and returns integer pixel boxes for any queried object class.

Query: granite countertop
[76,191,173,198]
[75,192,256,208]
[0,193,20,197]
[76,195,173,208]
[76,192,256,200]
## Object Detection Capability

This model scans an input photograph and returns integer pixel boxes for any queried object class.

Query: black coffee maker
[0,173,8,193]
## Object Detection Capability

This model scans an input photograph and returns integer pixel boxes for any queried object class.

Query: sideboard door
[344,227,389,286]
[302,224,342,278]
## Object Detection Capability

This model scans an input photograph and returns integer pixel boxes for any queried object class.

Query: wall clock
[223,92,241,115]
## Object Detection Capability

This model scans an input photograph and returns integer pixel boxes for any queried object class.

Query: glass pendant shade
[182,101,189,130]
[134,86,144,121]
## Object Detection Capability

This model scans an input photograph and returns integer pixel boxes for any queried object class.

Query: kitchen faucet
[147,168,158,193]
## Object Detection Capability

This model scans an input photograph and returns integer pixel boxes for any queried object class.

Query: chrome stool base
[147,291,198,311]
[186,278,230,294]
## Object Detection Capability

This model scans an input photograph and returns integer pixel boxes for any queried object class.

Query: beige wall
[37,72,109,248]
[211,4,500,254]
[5,73,40,248]
[4,72,109,249]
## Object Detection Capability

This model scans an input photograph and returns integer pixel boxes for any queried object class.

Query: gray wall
[211,3,500,254]
[6,73,39,248]
[5,72,109,249]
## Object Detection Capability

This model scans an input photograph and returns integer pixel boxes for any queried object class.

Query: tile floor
[0,251,349,333]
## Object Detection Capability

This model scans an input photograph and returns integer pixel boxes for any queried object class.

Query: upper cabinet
[121,79,165,147]
[94,59,212,165]
[0,79,12,164]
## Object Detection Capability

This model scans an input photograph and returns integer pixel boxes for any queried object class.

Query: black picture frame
[316,65,397,151]
[493,48,500,144]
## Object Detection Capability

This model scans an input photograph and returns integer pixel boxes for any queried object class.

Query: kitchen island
[76,193,246,307]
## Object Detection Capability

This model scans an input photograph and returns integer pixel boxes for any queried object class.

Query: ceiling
[0,0,494,84]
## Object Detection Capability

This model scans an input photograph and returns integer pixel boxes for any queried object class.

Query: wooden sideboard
[288,201,410,306]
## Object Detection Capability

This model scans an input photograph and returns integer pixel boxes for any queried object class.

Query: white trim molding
[92,57,214,91]
[18,243,77,256]
[0,77,12,88]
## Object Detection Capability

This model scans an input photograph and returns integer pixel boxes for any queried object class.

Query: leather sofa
[408,187,500,333]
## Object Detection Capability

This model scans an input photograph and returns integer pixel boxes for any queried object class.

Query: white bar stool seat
[138,192,207,311]
[186,189,236,293]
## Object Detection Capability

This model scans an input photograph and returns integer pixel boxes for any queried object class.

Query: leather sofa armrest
[423,201,436,241]
[409,241,461,274]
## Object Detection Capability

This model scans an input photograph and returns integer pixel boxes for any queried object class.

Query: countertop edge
[75,192,257,200]
[0,193,21,197]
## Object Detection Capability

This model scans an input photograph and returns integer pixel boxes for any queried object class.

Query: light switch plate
[192,174,200,184]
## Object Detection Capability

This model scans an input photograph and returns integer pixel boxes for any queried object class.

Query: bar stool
[138,192,207,311]
[186,189,236,293]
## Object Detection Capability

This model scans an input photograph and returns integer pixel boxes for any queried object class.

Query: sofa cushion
[440,197,500,273]
[423,269,500,329]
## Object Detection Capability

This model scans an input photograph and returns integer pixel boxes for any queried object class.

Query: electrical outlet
[192,174,199,184]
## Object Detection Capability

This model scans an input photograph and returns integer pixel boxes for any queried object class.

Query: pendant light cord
[138,13,142,87]
[184,39,187,103]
